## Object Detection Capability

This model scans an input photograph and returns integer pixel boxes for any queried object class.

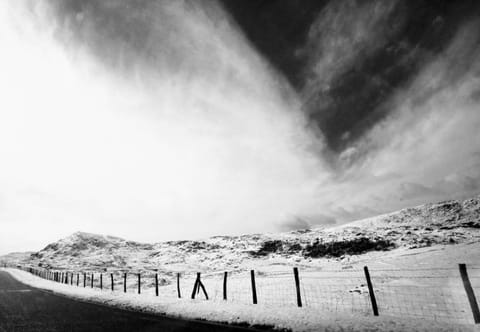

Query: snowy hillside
[2,195,479,274]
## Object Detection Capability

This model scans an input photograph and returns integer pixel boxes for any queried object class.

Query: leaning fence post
[177,273,181,298]
[251,270,257,304]
[111,273,114,291]
[364,266,379,316]
[124,273,127,293]
[459,263,480,324]
[138,273,141,294]
[155,273,159,297]
[223,272,228,300]
[191,273,199,299]
[293,267,302,307]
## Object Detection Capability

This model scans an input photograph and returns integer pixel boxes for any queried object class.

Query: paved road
[0,271,262,332]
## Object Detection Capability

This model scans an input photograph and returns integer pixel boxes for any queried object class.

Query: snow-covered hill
[2,195,480,274]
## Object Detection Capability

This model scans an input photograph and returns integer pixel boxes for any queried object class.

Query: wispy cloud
[312,18,480,222]
[0,0,328,252]
[300,0,403,115]
[1,1,479,252]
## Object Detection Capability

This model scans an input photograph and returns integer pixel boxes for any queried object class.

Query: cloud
[0,0,329,253]
[301,0,403,114]
[313,18,480,220]
[278,213,337,232]
[1,0,479,253]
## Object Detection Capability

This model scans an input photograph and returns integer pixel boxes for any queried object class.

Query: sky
[0,0,479,254]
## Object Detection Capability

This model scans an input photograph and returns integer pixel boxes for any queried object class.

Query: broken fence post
[191,272,208,300]
[364,266,379,316]
[191,274,199,299]
[459,263,480,324]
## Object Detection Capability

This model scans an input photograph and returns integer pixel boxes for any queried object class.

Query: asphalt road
[0,271,263,332]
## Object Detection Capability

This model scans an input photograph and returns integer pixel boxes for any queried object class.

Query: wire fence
[2,262,479,325]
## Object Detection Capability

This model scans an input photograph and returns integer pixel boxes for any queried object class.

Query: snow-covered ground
[3,266,479,332]
[1,195,480,331]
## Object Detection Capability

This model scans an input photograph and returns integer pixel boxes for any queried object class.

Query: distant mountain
[2,195,479,273]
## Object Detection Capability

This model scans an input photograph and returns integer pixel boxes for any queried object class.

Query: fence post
[84,273,86,287]
[364,266,379,316]
[459,264,480,324]
[177,273,181,298]
[138,273,141,294]
[71,272,73,285]
[251,270,257,304]
[111,273,114,291]
[293,267,302,307]
[191,273,199,299]
[223,272,228,300]
[91,274,94,288]
[100,274,103,290]
[77,273,79,286]
[155,274,159,297]
[124,273,127,293]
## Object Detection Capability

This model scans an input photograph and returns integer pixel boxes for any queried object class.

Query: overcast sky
[1,0,479,254]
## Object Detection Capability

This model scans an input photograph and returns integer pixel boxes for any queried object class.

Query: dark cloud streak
[223,0,480,152]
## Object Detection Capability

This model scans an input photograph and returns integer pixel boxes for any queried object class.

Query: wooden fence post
[293,267,302,307]
[124,273,127,293]
[191,272,208,300]
[459,264,480,324]
[77,273,79,286]
[84,273,86,287]
[100,274,103,290]
[138,273,141,294]
[111,273,114,291]
[223,272,228,301]
[155,274,159,297]
[364,266,379,316]
[177,273,181,298]
[91,274,94,288]
[191,273,199,299]
[250,270,257,304]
